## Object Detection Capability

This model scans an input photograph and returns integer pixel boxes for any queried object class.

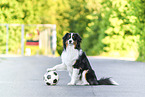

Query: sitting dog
[47,33,118,85]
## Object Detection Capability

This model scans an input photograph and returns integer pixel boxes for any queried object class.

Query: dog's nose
[69,40,72,44]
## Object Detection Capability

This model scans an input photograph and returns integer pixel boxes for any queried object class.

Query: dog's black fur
[73,46,117,85]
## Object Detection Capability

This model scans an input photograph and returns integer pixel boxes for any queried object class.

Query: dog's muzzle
[68,39,74,44]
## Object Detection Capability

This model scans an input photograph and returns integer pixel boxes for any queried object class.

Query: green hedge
[1,0,145,61]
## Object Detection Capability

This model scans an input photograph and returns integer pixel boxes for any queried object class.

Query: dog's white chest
[61,45,79,66]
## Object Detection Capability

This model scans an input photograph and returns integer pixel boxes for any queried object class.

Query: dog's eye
[72,35,76,39]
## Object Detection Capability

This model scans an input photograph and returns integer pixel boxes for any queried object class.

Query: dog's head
[63,33,82,50]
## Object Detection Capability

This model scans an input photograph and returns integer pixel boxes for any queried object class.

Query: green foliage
[0,0,56,54]
[135,0,145,61]
[0,26,7,54]
[101,0,139,58]
[81,0,141,59]
[1,0,145,61]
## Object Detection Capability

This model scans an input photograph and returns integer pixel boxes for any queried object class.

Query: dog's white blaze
[71,33,73,40]
[68,33,74,44]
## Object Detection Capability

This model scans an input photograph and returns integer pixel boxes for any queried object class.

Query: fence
[0,24,56,56]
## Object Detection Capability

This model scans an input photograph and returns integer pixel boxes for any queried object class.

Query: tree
[0,0,55,54]
[135,0,145,61]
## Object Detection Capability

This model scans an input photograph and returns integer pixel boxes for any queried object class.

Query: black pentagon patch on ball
[47,75,51,79]
[46,82,51,85]
[54,72,57,76]
[53,79,57,83]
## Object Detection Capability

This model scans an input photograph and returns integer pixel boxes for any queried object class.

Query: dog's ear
[62,33,69,50]
[75,33,82,50]
[62,33,69,40]
[76,33,82,42]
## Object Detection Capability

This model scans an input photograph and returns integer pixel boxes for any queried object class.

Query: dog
[47,33,118,85]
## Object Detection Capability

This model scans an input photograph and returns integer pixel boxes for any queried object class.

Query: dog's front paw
[67,82,75,86]
[47,68,54,72]
[76,81,83,85]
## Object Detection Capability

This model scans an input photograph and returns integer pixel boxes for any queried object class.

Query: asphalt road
[0,56,144,97]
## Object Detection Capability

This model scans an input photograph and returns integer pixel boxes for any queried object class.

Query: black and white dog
[47,33,118,85]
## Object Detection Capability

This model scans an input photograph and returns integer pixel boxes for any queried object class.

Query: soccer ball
[43,71,59,85]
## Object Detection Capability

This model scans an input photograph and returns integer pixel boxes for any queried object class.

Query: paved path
[0,56,144,97]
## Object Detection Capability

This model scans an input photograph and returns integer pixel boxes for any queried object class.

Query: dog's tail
[97,77,119,85]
